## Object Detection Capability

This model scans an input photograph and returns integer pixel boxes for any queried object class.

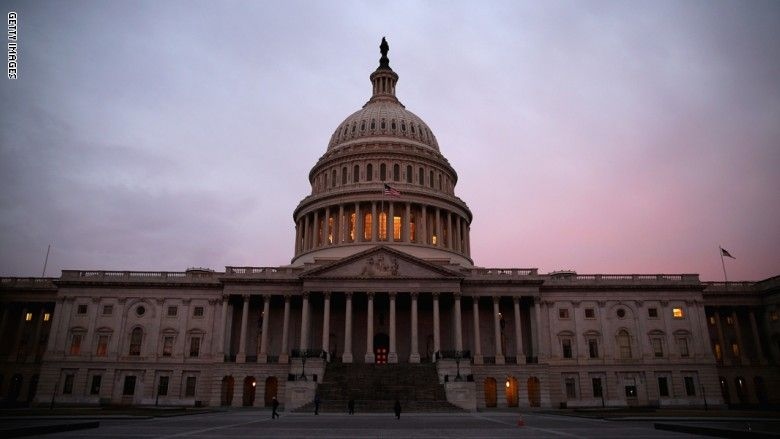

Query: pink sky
[1,1,778,281]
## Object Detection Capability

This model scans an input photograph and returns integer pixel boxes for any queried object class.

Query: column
[371,202,378,241]
[295,219,302,253]
[338,204,345,244]
[748,310,766,363]
[533,298,542,360]
[236,295,249,363]
[279,295,291,363]
[388,293,398,363]
[365,293,375,363]
[312,210,319,249]
[493,296,505,364]
[321,292,331,356]
[343,293,353,363]
[304,214,310,251]
[733,310,747,363]
[421,205,428,244]
[404,202,411,242]
[447,211,452,249]
[465,223,471,255]
[388,201,394,241]
[432,293,441,359]
[217,298,228,359]
[714,310,726,364]
[300,292,310,351]
[324,206,331,245]
[259,295,271,363]
[409,293,420,363]
[45,299,64,354]
[11,305,29,359]
[355,202,362,242]
[472,297,482,364]
[454,293,463,351]
[435,208,441,247]
[513,297,525,364]
[28,308,46,362]
[456,216,462,252]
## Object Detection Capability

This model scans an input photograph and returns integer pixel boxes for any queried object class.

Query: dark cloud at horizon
[1,0,778,281]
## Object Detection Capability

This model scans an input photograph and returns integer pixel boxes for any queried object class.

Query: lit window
[363,212,372,240]
[726,316,734,325]
[559,308,570,319]
[328,217,335,244]
[770,310,779,321]
[393,216,401,240]
[431,234,437,245]
[708,316,716,325]
[731,342,740,357]
[349,212,356,241]
[43,313,51,321]
[672,308,684,318]
[25,312,32,321]
[378,212,387,240]
[714,343,722,360]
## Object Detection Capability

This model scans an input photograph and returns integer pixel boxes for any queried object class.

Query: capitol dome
[291,38,472,266]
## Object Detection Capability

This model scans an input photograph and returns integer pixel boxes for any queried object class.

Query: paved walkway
[17,409,712,438]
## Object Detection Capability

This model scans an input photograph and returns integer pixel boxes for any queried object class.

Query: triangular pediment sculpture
[300,246,463,280]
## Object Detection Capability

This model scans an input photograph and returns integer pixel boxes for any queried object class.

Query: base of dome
[290,243,473,268]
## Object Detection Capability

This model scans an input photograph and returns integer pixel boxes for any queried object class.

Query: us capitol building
[1,40,778,411]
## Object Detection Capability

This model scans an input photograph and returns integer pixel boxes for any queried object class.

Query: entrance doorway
[243,376,256,406]
[527,376,540,407]
[505,376,518,407]
[264,377,278,407]
[484,377,497,407]
[221,376,234,406]
[374,333,389,364]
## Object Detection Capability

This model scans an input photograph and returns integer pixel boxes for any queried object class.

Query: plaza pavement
[14,409,717,438]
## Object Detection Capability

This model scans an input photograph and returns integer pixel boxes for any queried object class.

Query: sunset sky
[1,1,778,281]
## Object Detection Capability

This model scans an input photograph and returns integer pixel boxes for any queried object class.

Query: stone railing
[59,270,218,282]
[702,281,755,293]
[0,277,57,288]
[548,273,700,283]
[470,268,538,276]
[223,266,300,277]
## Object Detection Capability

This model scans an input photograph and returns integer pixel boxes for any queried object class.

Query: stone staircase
[293,362,463,413]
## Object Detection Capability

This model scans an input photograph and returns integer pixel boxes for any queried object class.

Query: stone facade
[1,40,778,410]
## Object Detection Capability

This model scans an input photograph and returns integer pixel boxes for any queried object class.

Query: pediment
[300,246,463,280]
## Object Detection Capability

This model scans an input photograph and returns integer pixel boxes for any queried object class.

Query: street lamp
[300,351,308,381]
[454,350,463,381]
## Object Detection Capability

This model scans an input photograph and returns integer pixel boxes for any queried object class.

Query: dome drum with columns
[292,39,473,267]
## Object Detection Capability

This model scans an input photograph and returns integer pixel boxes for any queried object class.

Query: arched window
[406,165,412,183]
[331,170,337,188]
[363,212,373,241]
[429,170,434,188]
[370,119,375,130]
[381,119,386,130]
[129,327,143,356]
[438,173,442,190]
[353,164,359,183]
[360,121,365,131]
[391,120,396,130]
[411,123,416,134]
[617,330,632,359]
[419,167,424,185]
[380,163,386,181]
[342,166,347,185]
[366,164,373,182]
[393,164,400,181]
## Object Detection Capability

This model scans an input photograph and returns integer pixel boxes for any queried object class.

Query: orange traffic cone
[517,416,525,427]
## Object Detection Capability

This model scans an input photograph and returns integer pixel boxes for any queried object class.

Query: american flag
[383,183,401,198]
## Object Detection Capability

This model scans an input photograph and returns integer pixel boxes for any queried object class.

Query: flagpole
[42,244,51,277]
[719,246,728,282]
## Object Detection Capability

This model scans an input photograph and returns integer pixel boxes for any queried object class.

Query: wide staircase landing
[294,362,464,413]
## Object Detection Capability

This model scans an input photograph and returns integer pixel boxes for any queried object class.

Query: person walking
[271,396,280,419]
[393,399,401,420]
[348,398,355,415]
[314,393,321,415]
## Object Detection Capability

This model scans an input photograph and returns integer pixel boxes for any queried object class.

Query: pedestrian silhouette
[393,399,401,420]
[314,393,321,415]
[271,396,280,419]
[348,398,355,415]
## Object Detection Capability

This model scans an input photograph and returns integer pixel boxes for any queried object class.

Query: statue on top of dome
[379,37,391,69]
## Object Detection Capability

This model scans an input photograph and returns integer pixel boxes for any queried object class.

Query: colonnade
[220,292,537,365]
[708,308,767,365]
[294,201,470,256]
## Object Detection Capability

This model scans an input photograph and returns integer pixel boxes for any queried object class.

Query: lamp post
[455,350,462,381]
[300,351,308,381]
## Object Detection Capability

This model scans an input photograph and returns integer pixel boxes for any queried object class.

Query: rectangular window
[96,335,109,357]
[25,312,33,321]
[770,310,779,321]
[558,308,570,319]
[652,338,664,357]
[163,336,174,357]
[584,308,595,319]
[102,305,113,315]
[648,308,658,318]
[77,304,88,315]
[588,339,599,358]
[393,216,401,240]
[684,376,696,396]
[193,307,204,317]
[158,376,169,396]
[592,378,603,398]
[672,307,684,318]
[658,377,669,397]
[63,374,74,394]
[189,337,200,357]
[123,376,136,396]
[714,343,722,360]
[731,342,740,357]
[167,306,177,317]
[726,316,734,325]
[69,334,82,356]
[185,376,197,397]
[43,312,51,321]
[90,375,102,395]
[565,378,577,399]
[708,316,716,325]
[677,338,689,357]
[562,339,572,359]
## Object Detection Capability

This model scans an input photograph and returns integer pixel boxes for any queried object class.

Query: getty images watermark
[8,11,18,79]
